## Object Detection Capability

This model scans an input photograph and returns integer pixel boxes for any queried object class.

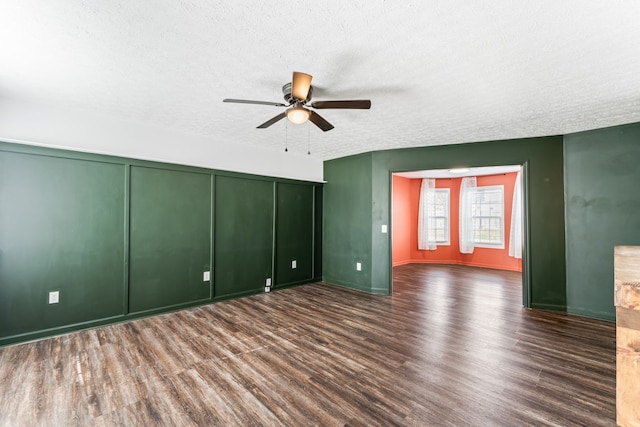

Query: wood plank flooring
[0,264,616,426]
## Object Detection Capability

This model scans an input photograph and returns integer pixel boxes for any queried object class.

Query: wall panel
[214,176,274,298]
[0,151,125,338]
[275,183,314,286]
[129,166,211,313]
[314,186,323,279]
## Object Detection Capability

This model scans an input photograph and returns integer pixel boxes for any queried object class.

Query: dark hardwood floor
[0,264,616,426]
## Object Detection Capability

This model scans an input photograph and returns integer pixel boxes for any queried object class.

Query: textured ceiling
[1,1,640,161]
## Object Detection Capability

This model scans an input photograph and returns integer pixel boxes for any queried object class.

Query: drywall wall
[323,153,373,292]
[564,122,640,321]
[391,175,412,264]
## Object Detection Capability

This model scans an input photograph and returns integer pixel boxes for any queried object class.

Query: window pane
[485,191,500,203]
[470,186,504,246]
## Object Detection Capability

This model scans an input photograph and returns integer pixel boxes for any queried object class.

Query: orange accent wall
[392,172,522,272]
[392,175,412,265]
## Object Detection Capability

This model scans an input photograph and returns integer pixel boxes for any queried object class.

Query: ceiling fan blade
[292,72,312,100]
[257,112,287,129]
[310,100,371,109]
[309,111,334,132]
[223,98,287,107]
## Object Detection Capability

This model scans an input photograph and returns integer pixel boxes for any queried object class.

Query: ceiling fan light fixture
[286,105,310,124]
[223,70,371,131]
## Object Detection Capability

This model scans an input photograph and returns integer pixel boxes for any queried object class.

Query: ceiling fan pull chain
[285,120,288,152]
[307,122,311,155]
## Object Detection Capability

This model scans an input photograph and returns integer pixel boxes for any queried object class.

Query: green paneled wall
[0,151,125,338]
[324,137,567,309]
[214,176,274,298]
[275,183,314,285]
[564,122,640,321]
[129,166,212,313]
[0,142,321,346]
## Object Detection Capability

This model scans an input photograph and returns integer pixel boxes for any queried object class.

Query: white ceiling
[1,1,640,162]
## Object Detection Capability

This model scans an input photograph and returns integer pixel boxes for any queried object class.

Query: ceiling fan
[223,71,371,131]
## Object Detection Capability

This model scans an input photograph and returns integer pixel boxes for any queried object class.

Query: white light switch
[291,260,297,269]
[266,278,271,286]
[203,271,210,281]
[356,262,362,271]
[381,225,388,233]
[49,291,59,304]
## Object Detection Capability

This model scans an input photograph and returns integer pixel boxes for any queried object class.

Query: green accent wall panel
[275,183,314,286]
[214,176,274,298]
[129,166,212,313]
[323,153,373,291]
[564,122,640,321]
[1,141,322,346]
[314,186,323,279]
[0,151,125,338]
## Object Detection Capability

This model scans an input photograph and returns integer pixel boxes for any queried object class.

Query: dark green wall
[0,151,125,337]
[129,166,212,313]
[275,183,314,286]
[324,137,567,309]
[323,153,373,291]
[564,122,640,321]
[314,186,323,279]
[214,176,274,298]
[0,142,322,346]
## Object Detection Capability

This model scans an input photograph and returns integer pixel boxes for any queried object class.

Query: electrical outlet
[203,271,210,281]
[48,291,59,304]
[264,286,271,293]
[291,260,297,269]
[356,262,362,271]
[381,224,388,233]
[266,278,271,287]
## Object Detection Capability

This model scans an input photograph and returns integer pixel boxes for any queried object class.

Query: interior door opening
[390,164,527,306]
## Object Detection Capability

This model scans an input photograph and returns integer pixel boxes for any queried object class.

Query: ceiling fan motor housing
[282,82,313,104]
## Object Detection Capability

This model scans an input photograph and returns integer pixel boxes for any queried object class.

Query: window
[470,185,504,248]
[428,188,450,245]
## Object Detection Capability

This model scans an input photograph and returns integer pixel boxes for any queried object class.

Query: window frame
[470,185,504,249]
[429,187,450,246]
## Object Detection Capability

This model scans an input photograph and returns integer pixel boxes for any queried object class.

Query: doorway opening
[390,164,528,306]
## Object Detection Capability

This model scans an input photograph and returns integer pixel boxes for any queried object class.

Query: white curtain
[459,176,477,254]
[418,178,437,250]
[509,170,523,259]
